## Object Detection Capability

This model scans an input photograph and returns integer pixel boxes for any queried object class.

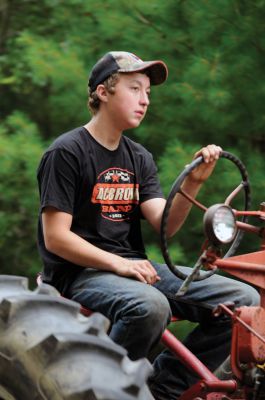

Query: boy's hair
[87,73,119,115]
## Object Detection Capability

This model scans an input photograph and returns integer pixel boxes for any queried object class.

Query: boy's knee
[244,285,260,307]
[234,282,260,307]
[138,288,172,329]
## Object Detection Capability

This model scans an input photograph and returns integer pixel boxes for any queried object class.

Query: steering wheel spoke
[176,250,209,296]
[179,188,208,212]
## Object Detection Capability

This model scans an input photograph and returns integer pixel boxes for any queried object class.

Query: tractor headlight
[203,204,237,245]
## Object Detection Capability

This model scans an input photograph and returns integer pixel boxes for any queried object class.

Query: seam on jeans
[165,292,214,311]
[165,292,232,326]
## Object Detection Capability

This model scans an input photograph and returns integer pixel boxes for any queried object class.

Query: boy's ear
[96,84,108,103]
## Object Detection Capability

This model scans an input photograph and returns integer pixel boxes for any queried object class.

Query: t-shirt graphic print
[91,167,139,221]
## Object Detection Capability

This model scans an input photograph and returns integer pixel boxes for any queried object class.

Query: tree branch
[0,0,13,53]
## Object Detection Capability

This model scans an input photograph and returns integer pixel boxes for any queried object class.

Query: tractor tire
[0,275,154,400]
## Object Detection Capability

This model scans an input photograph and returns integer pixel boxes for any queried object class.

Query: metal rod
[236,221,260,235]
[179,188,207,211]
[220,304,265,345]
[225,183,245,206]
[161,329,217,381]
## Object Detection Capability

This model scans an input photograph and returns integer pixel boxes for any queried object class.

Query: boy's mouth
[135,110,144,117]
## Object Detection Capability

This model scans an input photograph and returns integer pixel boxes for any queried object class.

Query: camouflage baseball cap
[88,51,168,92]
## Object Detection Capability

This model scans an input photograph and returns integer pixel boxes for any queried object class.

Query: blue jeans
[66,261,260,400]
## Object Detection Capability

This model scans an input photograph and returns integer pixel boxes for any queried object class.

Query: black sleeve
[139,151,164,203]
[37,149,80,214]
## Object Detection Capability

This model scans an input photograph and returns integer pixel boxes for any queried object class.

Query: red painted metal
[161,329,216,382]
[178,380,237,400]
[160,201,265,398]
[214,251,265,289]
[80,304,93,316]
[235,307,265,363]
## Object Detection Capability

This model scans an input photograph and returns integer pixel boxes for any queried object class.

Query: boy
[37,51,259,399]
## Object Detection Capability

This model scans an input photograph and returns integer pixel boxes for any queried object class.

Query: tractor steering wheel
[160,151,251,283]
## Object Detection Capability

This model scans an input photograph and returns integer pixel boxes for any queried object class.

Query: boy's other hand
[114,258,161,285]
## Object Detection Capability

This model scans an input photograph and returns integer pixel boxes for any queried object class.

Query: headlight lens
[203,204,237,245]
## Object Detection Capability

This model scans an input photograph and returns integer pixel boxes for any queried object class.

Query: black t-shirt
[37,126,164,293]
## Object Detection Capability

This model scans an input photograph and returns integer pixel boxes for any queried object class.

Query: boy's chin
[127,120,142,129]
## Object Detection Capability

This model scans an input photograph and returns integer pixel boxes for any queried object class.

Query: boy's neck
[84,114,122,151]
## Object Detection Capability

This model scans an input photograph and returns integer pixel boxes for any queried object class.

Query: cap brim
[119,60,168,86]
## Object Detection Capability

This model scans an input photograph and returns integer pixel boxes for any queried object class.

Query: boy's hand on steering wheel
[189,144,222,183]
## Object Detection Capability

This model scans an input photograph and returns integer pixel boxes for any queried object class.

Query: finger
[137,266,157,285]
[130,260,160,284]
[207,144,222,161]
[193,147,211,162]
[136,267,154,284]
[201,147,211,163]
[202,145,222,163]
[143,260,158,276]
[136,267,160,285]
[149,273,161,284]
[133,270,148,283]
[129,263,151,283]
[134,260,155,277]
[215,146,223,159]
[143,262,160,284]
[152,275,161,284]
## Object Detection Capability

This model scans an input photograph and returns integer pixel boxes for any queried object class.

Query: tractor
[0,151,264,399]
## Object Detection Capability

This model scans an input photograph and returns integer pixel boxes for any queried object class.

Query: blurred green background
[0,0,264,315]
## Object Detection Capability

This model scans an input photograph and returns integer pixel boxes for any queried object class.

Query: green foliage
[0,0,264,293]
[0,112,44,279]
[146,242,185,266]
[1,28,88,136]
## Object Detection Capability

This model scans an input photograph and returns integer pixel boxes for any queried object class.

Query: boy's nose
[140,91,150,106]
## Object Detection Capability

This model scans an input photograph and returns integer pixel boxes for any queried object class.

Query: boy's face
[104,72,151,131]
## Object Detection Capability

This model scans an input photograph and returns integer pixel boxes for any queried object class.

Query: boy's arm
[141,178,202,237]
[141,144,222,237]
[42,207,160,284]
